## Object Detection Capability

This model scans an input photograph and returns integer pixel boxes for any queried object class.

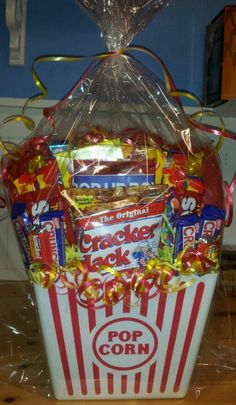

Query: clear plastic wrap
[0,0,234,401]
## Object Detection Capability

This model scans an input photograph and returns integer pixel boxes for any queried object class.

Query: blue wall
[0,0,235,101]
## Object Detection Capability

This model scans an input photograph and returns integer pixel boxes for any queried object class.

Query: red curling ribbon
[1,46,235,151]
[1,136,52,186]
[27,46,236,146]
[131,271,157,298]
[83,129,105,144]
[224,172,236,227]
[190,120,236,142]
[181,247,216,275]
[103,277,128,305]
[29,250,218,308]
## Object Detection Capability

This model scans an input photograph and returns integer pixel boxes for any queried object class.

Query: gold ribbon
[0,46,228,154]
[29,244,218,307]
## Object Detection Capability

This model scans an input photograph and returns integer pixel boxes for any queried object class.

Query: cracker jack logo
[80,223,158,272]
[132,243,155,267]
[93,318,158,371]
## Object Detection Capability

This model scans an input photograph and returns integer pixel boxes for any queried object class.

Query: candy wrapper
[0,0,228,400]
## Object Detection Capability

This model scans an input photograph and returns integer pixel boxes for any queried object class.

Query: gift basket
[0,0,229,400]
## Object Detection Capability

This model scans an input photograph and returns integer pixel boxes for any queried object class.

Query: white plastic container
[34,273,217,400]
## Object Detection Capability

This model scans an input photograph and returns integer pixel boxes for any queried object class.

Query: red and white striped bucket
[34,272,217,399]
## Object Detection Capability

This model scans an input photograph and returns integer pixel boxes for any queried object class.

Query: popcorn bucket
[1,0,226,400]
[34,273,217,399]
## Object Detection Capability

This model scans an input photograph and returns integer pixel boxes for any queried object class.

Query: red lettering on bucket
[93,318,158,371]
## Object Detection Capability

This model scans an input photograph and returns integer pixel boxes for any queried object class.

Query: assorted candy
[2,126,225,299]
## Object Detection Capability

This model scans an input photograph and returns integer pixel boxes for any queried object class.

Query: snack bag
[1,0,226,400]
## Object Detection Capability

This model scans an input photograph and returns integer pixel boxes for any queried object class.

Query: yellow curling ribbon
[144,257,195,293]
[170,90,203,108]
[0,114,35,131]
[0,140,21,161]
[28,245,218,306]
[29,261,58,288]
[0,45,229,155]
[98,265,127,305]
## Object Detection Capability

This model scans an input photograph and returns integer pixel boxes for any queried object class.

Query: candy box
[34,273,218,399]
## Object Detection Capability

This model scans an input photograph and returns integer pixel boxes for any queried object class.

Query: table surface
[0,280,236,405]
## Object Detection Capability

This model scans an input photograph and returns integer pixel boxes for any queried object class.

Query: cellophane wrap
[0,0,233,401]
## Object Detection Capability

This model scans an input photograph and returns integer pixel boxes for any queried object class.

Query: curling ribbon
[29,261,58,288]
[39,47,236,150]
[1,46,235,152]
[29,244,218,308]
[224,172,236,227]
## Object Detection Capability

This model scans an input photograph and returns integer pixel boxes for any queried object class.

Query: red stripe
[134,372,141,394]
[121,375,128,394]
[105,303,113,317]
[123,290,131,313]
[68,289,88,395]
[173,282,205,392]
[87,300,96,332]
[156,293,167,330]
[48,287,73,396]
[140,293,149,317]
[107,373,114,394]
[92,363,101,395]
[160,289,186,393]
[147,362,157,393]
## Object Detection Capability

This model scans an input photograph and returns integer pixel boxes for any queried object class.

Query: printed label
[72,174,155,189]
[93,318,158,371]
[183,224,197,246]
[40,219,60,262]
[29,218,62,264]
[181,197,197,216]
[76,202,164,272]
[201,220,217,238]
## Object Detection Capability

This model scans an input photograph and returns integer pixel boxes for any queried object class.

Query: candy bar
[174,214,200,258]
[166,188,203,219]
[11,203,33,265]
[199,205,225,241]
[29,210,65,266]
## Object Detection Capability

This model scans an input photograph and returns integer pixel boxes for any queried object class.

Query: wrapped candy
[1,0,227,400]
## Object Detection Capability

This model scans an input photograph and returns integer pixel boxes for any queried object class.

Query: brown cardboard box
[204,6,236,106]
